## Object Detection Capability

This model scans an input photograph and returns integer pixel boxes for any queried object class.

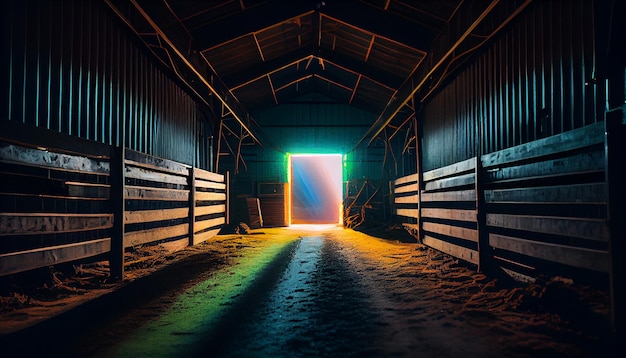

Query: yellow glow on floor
[287,224,343,231]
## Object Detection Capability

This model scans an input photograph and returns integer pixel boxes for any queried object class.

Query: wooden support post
[189,167,196,246]
[388,180,393,223]
[215,120,224,173]
[414,117,423,237]
[475,110,491,273]
[475,156,490,273]
[110,146,125,280]
[605,77,626,349]
[226,171,230,226]
[596,0,625,345]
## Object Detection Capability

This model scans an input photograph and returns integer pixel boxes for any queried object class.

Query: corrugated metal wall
[255,103,375,154]
[421,0,602,171]
[1,0,209,167]
[244,103,380,183]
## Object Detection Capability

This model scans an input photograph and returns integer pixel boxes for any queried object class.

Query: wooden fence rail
[421,157,480,266]
[393,173,419,222]
[0,122,227,278]
[481,121,609,277]
[192,167,227,245]
[393,122,611,278]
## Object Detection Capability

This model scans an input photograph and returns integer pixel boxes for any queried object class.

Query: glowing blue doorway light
[288,154,343,225]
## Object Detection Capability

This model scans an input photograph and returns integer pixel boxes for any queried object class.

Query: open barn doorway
[289,154,343,225]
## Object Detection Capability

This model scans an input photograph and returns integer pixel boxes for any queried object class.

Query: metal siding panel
[244,103,378,183]
[421,1,600,171]
[49,1,63,133]
[253,103,375,154]
[23,1,37,126]
[2,0,203,167]
[40,0,51,131]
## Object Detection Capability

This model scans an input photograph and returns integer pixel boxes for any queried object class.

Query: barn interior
[1,0,625,356]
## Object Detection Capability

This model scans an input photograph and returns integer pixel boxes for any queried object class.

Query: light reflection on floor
[217,236,325,356]
[97,239,299,357]
[287,224,343,231]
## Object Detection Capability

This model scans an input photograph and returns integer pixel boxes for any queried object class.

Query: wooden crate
[258,183,289,227]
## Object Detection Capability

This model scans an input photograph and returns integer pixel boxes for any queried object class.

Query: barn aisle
[1,228,615,357]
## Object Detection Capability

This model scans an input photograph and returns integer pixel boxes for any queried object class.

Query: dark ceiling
[171,0,461,114]
[108,0,477,146]
[127,0,462,109]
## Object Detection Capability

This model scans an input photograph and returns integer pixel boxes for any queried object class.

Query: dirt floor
[0,225,620,357]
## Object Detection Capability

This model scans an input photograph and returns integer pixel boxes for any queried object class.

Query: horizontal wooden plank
[124,208,189,225]
[481,122,605,168]
[485,183,606,204]
[395,194,418,204]
[195,204,226,217]
[0,120,111,158]
[124,186,189,201]
[0,213,113,236]
[394,173,419,186]
[486,214,609,241]
[421,189,476,202]
[124,223,189,248]
[0,238,110,276]
[0,144,110,174]
[193,228,222,245]
[194,167,224,183]
[396,208,419,218]
[421,208,477,222]
[423,222,478,242]
[424,172,475,192]
[402,223,419,233]
[0,193,109,211]
[423,157,476,182]
[1,169,107,195]
[125,245,188,269]
[158,237,189,253]
[125,149,190,175]
[394,183,419,194]
[423,235,479,265]
[124,159,189,177]
[195,181,226,190]
[195,191,226,201]
[124,166,188,186]
[66,182,110,199]
[484,150,604,184]
[195,217,226,233]
[0,185,110,201]
[489,233,610,273]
